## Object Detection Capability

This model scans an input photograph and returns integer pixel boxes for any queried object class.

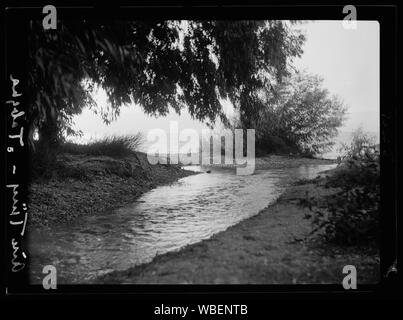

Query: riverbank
[28,152,197,227]
[28,154,334,227]
[254,154,336,170]
[200,154,336,170]
[99,170,379,284]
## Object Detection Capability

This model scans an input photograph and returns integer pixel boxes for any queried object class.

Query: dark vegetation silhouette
[303,129,380,245]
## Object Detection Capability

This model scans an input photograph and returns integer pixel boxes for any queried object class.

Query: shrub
[304,129,380,245]
[339,127,378,160]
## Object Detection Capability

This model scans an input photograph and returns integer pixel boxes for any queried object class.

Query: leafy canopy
[27,20,305,147]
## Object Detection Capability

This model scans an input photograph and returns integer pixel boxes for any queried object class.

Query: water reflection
[29,164,336,283]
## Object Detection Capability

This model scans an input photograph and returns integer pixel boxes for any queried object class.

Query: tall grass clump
[304,129,380,245]
[60,133,144,158]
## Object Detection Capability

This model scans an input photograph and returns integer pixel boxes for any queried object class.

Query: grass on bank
[59,133,144,158]
[31,134,144,181]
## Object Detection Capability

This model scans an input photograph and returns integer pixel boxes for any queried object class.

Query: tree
[250,72,347,155]
[27,20,305,171]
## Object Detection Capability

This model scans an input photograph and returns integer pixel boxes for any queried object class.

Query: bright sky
[70,20,380,151]
[292,20,379,136]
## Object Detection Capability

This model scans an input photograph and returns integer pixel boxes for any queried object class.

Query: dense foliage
[304,130,380,245]
[27,20,305,172]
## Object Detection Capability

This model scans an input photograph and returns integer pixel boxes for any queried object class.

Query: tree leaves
[249,71,347,155]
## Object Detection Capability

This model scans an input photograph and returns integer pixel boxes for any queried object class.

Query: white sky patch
[293,20,379,137]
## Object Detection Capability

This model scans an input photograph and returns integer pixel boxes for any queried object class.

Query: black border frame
[2,1,399,301]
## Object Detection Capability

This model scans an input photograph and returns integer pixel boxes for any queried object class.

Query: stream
[28,163,336,284]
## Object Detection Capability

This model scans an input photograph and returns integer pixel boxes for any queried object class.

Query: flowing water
[28,164,336,284]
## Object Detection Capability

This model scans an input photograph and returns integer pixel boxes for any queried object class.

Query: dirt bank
[254,154,336,170]
[28,152,197,227]
[99,174,379,284]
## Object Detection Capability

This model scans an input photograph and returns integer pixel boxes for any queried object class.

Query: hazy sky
[292,20,379,135]
[71,20,380,149]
